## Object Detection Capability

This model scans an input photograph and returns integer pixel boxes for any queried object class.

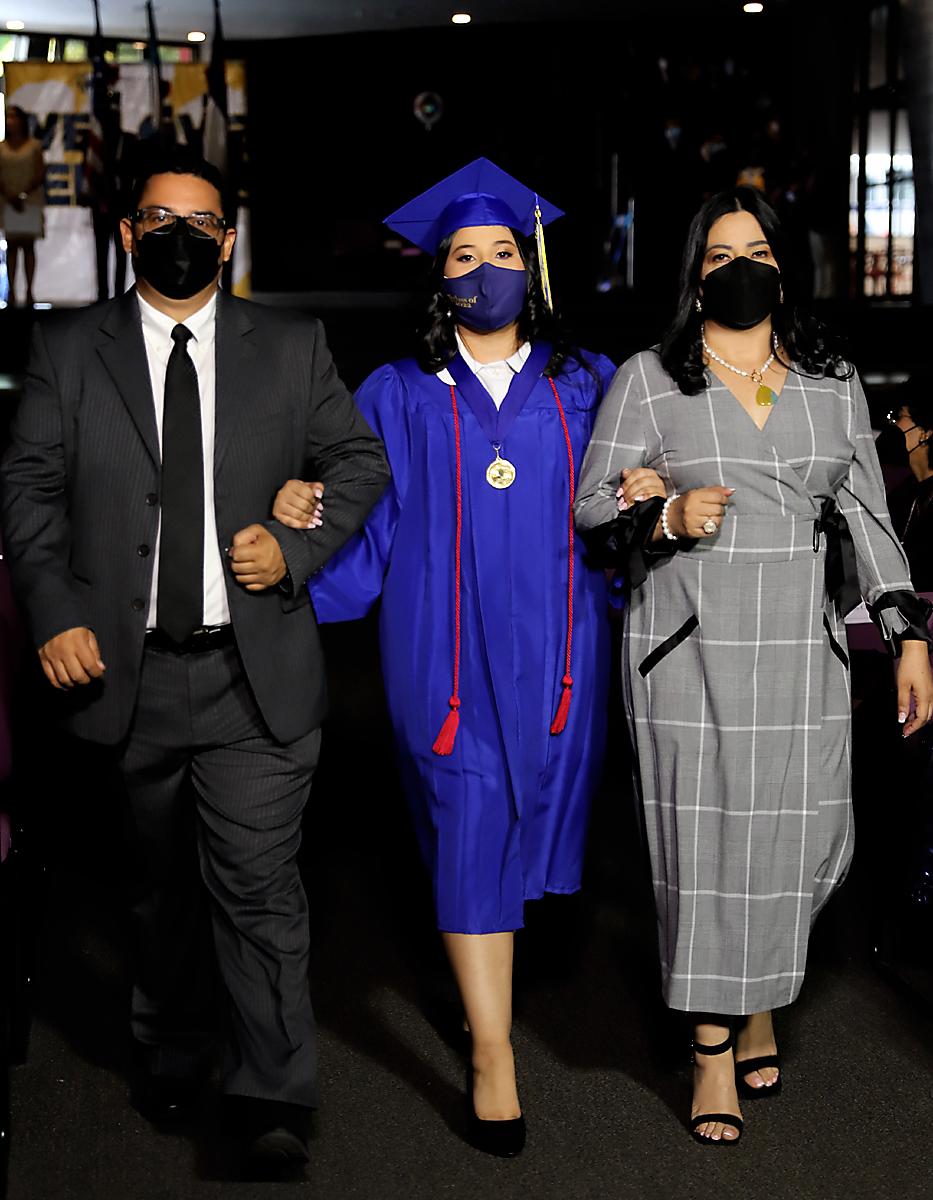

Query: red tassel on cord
[434,385,463,756]
[433,698,461,756]
[550,675,573,735]
[549,376,576,738]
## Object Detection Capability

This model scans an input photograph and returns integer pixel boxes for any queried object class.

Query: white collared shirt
[437,330,532,409]
[137,288,230,628]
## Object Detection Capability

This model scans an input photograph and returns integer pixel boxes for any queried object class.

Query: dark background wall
[236,6,856,311]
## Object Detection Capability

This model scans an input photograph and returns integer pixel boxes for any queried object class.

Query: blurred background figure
[885,377,933,591]
[0,107,45,308]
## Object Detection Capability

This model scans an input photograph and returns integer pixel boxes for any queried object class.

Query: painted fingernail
[619,499,629,510]
[634,493,646,501]
[898,712,908,723]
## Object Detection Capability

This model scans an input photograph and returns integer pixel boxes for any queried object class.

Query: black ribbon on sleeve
[579,496,689,590]
[867,589,933,652]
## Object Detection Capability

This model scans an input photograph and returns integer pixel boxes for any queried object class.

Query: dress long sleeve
[308,364,411,622]
[574,354,678,585]
[836,372,932,645]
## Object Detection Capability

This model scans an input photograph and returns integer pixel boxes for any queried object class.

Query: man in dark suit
[0,146,389,1174]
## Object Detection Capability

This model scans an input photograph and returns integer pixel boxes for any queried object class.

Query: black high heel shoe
[466,1065,526,1158]
[735,1052,782,1100]
[690,1032,744,1146]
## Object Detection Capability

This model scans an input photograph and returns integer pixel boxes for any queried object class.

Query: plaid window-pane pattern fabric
[575,350,912,1014]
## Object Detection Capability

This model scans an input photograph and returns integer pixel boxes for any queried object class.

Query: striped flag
[82,0,111,206]
[202,0,228,175]
[145,0,165,141]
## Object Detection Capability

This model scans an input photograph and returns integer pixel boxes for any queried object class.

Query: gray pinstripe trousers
[119,641,320,1107]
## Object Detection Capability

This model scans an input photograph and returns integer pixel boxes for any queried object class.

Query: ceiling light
[4,19,25,30]
[451,13,472,24]
[743,3,764,11]
[187,30,207,43]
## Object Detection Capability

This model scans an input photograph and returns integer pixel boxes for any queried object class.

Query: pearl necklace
[702,331,781,407]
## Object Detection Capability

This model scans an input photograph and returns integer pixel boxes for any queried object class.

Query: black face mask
[134,221,223,300]
[701,256,781,331]
[875,425,909,469]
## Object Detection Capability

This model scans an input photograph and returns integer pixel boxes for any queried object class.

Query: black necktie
[156,323,204,643]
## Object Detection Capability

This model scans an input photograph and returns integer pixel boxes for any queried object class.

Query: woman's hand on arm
[896,640,933,737]
[616,467,666,510]
[272,480,325,529]
[651,486,736,543]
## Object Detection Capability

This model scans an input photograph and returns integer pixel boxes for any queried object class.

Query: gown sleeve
[308,364,412,623]
[574,353,678,588]
[836,370,933,648]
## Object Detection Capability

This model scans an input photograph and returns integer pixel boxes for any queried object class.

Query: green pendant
[755,384,777,407]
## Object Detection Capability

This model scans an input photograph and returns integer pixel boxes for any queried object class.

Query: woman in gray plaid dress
[575,189,933,1145]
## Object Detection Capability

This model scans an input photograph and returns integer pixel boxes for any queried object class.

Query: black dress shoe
[130,1074,202,1126]
[223,1095,312,1180]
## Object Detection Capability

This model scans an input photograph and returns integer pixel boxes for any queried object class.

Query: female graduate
[574,187,933,1146]
[274,159,615,1157]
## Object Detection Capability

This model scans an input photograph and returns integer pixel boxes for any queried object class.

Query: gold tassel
[535,199,554,313]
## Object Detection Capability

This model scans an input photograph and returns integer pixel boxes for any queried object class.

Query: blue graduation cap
[384,157,564,255]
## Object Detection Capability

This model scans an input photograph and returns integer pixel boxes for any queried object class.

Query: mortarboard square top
[384,157,564,255]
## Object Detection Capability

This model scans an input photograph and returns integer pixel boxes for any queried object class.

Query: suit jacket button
[131,598,145,611]
[137,544,150,557]
[145,493,158,506]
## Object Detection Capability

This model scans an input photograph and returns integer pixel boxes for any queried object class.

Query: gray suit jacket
[0,289,390,745]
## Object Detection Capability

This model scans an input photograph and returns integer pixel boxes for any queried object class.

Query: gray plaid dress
[575,350,915,1015]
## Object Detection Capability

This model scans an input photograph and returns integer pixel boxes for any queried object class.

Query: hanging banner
[3,60,247,306]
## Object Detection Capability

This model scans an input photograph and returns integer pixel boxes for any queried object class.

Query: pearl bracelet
[661,494,680,541]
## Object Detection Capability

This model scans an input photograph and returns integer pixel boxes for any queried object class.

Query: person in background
[886,377,933,592]
[575,186,933,1146]
[0,106,45,308]
[274,159,615,1158]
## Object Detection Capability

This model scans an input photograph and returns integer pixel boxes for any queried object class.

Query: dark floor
[4,618,933,1200]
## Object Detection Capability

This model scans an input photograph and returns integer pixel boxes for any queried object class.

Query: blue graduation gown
[310,346,615,933]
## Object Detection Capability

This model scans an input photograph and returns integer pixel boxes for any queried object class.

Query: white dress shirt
[437,330,532,408]
[137,289,230,629]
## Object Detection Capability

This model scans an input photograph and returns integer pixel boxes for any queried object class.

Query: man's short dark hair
[127,143,227,218]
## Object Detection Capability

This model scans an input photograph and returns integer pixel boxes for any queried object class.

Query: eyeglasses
[885,409,917,434]
[132,207,226,239]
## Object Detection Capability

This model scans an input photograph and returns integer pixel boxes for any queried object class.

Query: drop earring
[695,297,703,314]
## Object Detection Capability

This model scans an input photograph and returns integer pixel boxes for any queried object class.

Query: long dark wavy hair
[415,230,600,388]
[659,187,852,396]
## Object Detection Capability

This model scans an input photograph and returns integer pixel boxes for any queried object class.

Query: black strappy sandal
[735,1052,782,1100]
[690,1032,744,1146]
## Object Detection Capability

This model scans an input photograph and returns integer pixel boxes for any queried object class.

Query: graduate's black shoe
[467,1109,526,1158]
[735,1053,782,1100]
[465,1065,526,1157]
[689,1033,744,1146]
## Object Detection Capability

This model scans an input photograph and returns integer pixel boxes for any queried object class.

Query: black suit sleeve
[0,323,91,647]
[265,319,390,599]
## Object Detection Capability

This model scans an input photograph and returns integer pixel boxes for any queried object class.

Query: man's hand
[229,524,288,592]
[38,627,105,690]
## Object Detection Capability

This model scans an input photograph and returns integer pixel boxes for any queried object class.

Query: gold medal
[486,450,516,489]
